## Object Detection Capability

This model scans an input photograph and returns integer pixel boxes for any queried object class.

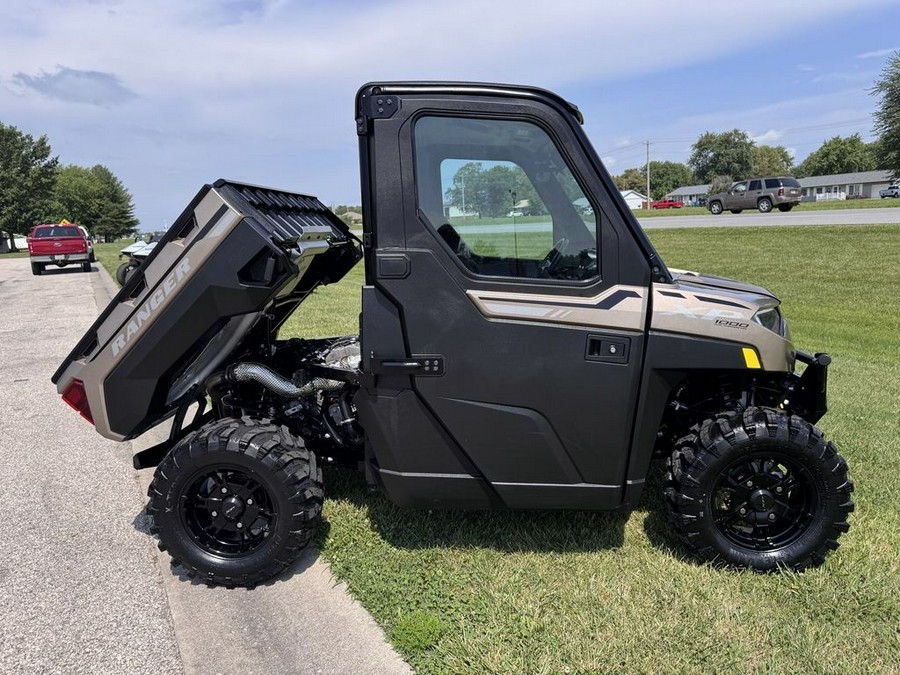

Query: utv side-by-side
[53,82,853,587]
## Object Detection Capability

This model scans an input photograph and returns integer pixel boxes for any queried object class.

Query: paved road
[0,259,410,675]
[637,206,900,229]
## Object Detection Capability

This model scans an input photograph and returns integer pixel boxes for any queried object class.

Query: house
[795,170,893,200]
[619,190,648,210]
[666,184,711,206]
[667,170,894,203]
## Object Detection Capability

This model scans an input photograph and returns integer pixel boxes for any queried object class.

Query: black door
[355,84,652,510]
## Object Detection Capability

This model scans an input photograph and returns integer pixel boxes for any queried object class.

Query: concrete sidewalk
[0,258,410,674]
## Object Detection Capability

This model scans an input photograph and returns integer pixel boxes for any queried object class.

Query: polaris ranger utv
[54,82,853,587]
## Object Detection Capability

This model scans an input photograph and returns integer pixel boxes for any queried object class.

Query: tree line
[615,51,900,199]
[614,133,880,200]
[0,122,138,251]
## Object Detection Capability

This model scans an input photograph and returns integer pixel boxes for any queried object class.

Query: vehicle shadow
[319,466,627,554]
[637,461,698,564]
[131,508,326,588]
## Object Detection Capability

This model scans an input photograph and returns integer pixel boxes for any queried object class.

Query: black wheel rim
[709,451,820,552]
[181,466,278,557]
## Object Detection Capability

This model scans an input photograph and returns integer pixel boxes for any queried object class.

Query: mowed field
[89,226,899,673]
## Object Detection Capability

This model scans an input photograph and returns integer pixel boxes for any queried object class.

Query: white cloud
[856,47,899,59]
[752,129,784,144]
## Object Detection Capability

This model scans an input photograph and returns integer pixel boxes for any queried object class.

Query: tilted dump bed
[53,179,361,441]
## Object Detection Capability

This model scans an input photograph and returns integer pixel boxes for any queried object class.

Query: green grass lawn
[92,228,899,672]
[281,224,900,674]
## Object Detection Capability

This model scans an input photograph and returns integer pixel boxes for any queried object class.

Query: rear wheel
[82,261,91,272]
[664,407,853,571]
[778,204,794,212]
[709,201,723,215]
[758,197,773,213]
[31,262,43,276]
[147,418,323,587]
[729,209,743,214]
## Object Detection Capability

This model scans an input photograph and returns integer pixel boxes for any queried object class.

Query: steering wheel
[537,237,569,278]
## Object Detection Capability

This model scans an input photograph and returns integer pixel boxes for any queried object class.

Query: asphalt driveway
[0,259,409,674]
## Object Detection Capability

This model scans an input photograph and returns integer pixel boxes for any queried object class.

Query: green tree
[751,145,794,177]
[90,165,139,241]
[872,51,900,180]
[644,161,693,200]
[688,130,755,183]
[794,134,876,178]
[47,163,139,241]
[613,167,646,194]
[49,164,105,227]
[445,162,544,217]
[0,123,58,251]
[708,175,734,195]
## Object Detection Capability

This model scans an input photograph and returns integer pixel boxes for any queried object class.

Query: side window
[764,178,779,189]
[748,179,761,191]
[732,182,747,194]
[414,116,599,282]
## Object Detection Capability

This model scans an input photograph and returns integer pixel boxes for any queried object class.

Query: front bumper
[785,350,830,423]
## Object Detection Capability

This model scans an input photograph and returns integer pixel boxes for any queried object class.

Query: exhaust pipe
[224,362,342,398]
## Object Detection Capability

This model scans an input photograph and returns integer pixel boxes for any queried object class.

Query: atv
[54,82,853,587]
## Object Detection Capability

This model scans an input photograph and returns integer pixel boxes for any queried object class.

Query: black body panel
[355,82,656,510]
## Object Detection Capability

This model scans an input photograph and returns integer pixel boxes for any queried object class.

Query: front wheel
[115,260,138,285]
[664,407,853,571]
[147,418,323,587]
[758,197,773,213]
[730,209,743,214]
[709,201,723,215]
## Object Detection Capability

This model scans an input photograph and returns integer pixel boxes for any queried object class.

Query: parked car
[707,177,802,214]
[651,197,683,209]
[27,224,91,275]
[879,185,900,198]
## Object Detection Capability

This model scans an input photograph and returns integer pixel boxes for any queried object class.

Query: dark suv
[708,176,802,214]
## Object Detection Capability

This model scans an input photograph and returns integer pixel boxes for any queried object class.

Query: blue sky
[1,0,898,231]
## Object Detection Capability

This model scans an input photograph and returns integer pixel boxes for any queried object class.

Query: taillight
[778,187,784,196]
[62,379,94,425]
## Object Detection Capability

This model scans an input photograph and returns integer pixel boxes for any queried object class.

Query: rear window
[33,226,81,238]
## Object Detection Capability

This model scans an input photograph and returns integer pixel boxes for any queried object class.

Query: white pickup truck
[879,185,900,198]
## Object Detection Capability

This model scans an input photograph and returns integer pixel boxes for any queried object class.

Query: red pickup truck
[27,224,91,275]
[650,197,684,209]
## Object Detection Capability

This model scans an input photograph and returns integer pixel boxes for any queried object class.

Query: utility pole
[645,140,651,209]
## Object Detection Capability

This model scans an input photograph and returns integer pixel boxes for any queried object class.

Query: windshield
[34,226,81,238]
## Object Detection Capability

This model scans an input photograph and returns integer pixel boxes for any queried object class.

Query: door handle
[370,354,445,376]
[586,335,630,363]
